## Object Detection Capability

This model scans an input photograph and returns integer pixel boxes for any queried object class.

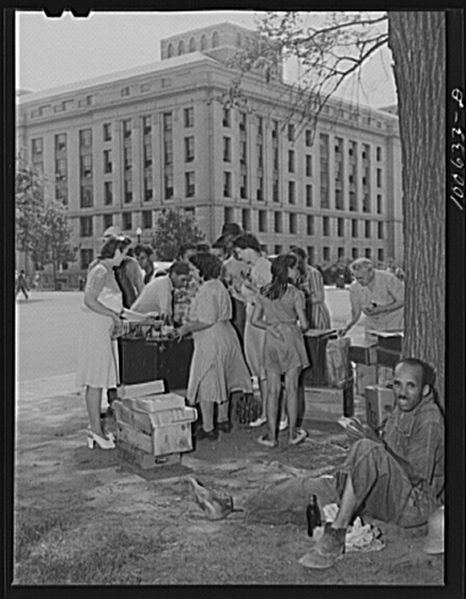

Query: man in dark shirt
[134,244,156,284]
[302,357,444,569]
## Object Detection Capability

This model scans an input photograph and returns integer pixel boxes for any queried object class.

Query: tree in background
[15,158,77,290]
[152,208,205,261]
[15,161,45,263]
[225,11,445,403]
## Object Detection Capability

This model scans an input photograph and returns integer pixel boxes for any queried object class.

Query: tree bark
[388,12,445,405]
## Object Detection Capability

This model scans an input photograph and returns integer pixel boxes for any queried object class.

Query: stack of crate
[113,381,197,469]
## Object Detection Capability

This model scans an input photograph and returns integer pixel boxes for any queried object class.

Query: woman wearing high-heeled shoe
[76,236,159,450]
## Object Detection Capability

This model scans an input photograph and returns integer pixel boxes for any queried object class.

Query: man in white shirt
[130,261,190,322]
[341,258,405,335]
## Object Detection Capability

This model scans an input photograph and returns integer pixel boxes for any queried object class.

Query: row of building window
[32,153,385,212]
[79,210,384,242]
[31,118,384,163]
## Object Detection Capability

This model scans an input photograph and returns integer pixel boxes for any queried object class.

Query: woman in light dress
[177,253,252,441]
[76,236,158,450]
[251,254,309,447]
[290,245,331,330]
[232,233,272,427]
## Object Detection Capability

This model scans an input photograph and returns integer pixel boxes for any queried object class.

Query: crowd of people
[75,222,335,449]
[71,221,444,566]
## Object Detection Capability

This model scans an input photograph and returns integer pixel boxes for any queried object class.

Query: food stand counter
[118,334,193,391]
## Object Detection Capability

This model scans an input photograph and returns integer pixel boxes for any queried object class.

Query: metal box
[364,385,396,430]
[371,332,403,369]
[349,338,378,365]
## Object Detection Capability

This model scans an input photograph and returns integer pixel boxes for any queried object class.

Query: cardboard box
[364,385,396,430]
[113,398,197,456]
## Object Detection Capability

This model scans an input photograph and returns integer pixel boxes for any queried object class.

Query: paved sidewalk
[18,373,79,402]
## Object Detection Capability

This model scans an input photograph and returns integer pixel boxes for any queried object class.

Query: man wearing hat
[216,223,249,345]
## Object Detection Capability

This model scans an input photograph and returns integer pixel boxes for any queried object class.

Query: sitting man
[341,257,404,335]
[303,357,444,569]
[130,261,190,322]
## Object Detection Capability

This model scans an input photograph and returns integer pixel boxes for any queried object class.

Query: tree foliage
[152,208,205,260]
[225,11,446,401]
[15,159,76,278]
[225,11,388,142]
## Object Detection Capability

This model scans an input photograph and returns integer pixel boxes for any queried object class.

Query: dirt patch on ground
[13,392,444,585]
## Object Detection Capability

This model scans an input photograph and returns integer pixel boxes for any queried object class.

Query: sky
[15,10,397,109]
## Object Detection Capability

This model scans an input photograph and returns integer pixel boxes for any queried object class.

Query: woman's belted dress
[186,279,252,404]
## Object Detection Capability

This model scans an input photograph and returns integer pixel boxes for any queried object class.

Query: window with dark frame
[185,172,195,197]
[122,212,132,231]
[184,107,194,128]
[104,181,113,205]
[142,210,152,229]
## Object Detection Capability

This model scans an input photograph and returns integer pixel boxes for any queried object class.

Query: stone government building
[16,22,403,287]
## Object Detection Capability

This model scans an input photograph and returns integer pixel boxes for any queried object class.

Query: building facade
[16,22,403,286]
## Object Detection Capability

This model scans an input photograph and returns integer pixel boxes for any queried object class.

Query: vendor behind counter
[340,258,404,337]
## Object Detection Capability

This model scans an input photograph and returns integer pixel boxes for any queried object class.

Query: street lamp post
[136,227,142,245]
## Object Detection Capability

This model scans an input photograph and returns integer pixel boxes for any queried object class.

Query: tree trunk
[388,12,445,405]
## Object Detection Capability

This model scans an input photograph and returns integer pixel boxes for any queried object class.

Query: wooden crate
[113,401,197,456]
[117,440,181,470]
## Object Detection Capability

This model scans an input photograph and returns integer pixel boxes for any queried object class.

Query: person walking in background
[290,246,331,330]
[16,269,29,300]
[177,253,252,441]
[251,253,309,447]
[76,236,158,450]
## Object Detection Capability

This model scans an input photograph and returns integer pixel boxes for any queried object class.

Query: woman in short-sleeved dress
[76,236,158,450]
[251,253,309,447]
[232,234,273,428]
[178,253,252,441]
[291,245,331,329]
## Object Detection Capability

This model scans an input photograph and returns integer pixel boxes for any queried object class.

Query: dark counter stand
[118,336,194,391]
[374,333,403,369]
